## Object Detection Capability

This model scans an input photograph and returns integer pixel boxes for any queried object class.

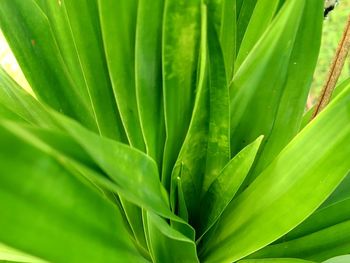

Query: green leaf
[219,0,236,80]
[229,0,305,157]
[200,78,350,263]
[201,16,230,195]
[34,0,126,141]
[248,0,323,181]
[207,0,236,79]
[0,125,146,263]
[170,1,209,221]
[0,243,46,263]
[320,173,350,209]
[286,198,350,243]
[249,220,350,262]
[235,0,280,70]
[199,136,263,237]
[277,174,350,243]
[0,68,58,129]
[162,0,201,189]
[323,255,350,263]
[146,212,199,263]
[33,0,90,108]
[44,112,174,220]
[236,0,257,51]
[135,0,165,165]
[98,0,145,148]
[0,0,97,130]
[238,259,315,263]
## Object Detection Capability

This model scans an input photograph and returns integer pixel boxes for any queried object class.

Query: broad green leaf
[199,136,263,237]
[200,79,350,263]
[135,0,165,165]
[38,113,195,246]
[0,68,58,129]
[146,212,199,263]
[162,0,201,189]
[249,220,350,262]
[45,112,175,220]
[33,0,126,141]
[0,243,46,263]
[0,0,96,130]
[235,0,280,70]
[248,0,323,180]
[277,174,350,243]
[320,173,350,208]
[286,198,350,242]
[0,119,149,253]
[0,125,146,263]
[239,259,315,263]
[0,104,26,123]
[98,0,145,148]
[230,1,305,157]
[323,255,350,263]
[34,0,90,107]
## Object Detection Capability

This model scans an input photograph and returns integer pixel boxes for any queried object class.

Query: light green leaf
[248,0,323,181]
[0,243,46,263]
[135,0,165,165]
[286,199,350,243]
[239,259,315,263]
[34,0,126,141]
[235,0,257,51]
[230,0,305,157]
[0,0,96,130]
[162,0,201,189]
[199,136,263,237]
[219,0,236,80]
[98,0,145,148]
[171,1,209,221]
[146,212,199,263]
[201,16,230,195]
[277,174,350,243]
[207,0,236,79]
[0,125,146,263]
[235,0,280,70]
[200,79,350,263]
[323,255,350,263]
[249,220,350,262]
[0,68,58,129]
[46,112,174,220]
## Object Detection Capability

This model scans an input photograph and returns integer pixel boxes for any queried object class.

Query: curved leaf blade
[0,125,146,263]
[201,81,350,263]
[162,0,201,189]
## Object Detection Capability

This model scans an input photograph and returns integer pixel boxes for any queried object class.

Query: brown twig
[312,13,350,119]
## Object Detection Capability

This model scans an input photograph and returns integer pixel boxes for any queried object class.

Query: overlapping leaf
[200,82,350,262]
[0,125,147,263]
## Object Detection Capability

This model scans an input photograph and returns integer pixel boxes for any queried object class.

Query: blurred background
[0,1,349,104]
[311,0,350,103]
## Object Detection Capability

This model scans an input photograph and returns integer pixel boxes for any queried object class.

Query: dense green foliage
[0,1,349,263]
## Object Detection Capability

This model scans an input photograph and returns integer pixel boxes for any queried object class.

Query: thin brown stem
[312,13,350,119]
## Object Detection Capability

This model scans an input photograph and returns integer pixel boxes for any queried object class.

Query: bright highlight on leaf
[0,0,349,262]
